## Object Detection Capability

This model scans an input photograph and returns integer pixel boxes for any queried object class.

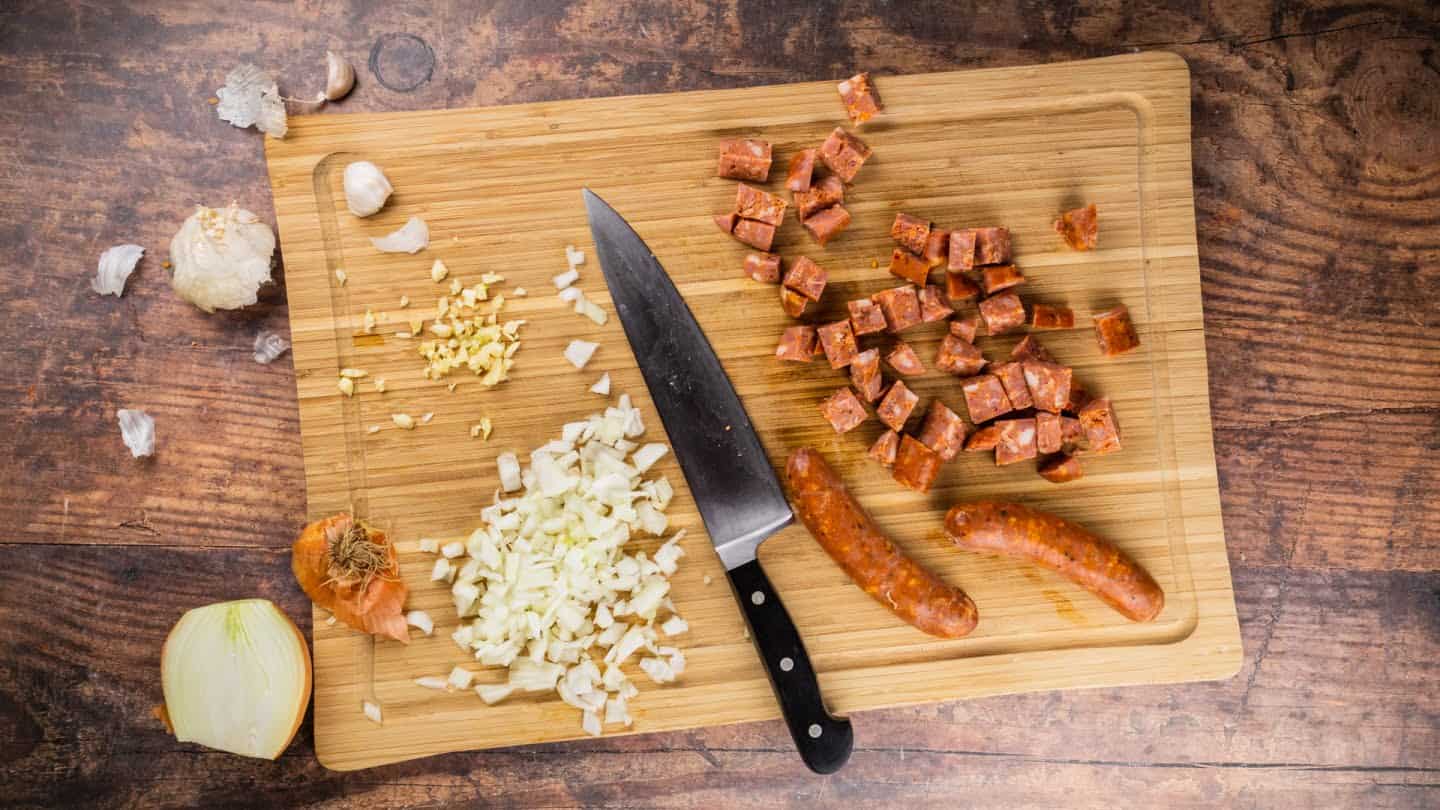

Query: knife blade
[584,189,853,774]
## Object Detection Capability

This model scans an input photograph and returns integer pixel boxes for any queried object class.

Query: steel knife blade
[583,189,853,774]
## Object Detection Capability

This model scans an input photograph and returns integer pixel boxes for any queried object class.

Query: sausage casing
[943,501,1164,622]
[787,448,978,638]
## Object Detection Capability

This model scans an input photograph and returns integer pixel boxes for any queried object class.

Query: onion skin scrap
[291,514,409,642]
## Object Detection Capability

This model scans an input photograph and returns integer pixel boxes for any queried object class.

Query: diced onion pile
[423,395,686,734]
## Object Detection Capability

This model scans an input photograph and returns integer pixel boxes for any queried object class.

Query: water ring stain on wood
[369,33,434,92]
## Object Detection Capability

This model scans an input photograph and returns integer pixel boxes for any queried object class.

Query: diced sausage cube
[1010,334,1057,364]
[949,315,979,343]
[1031,303,1075,329]
[735,183,788,226]
[775,326,817,362]
[1093,305,1141,357]
[848,299,888,336]
[885,342,925,376]
[935,334,986,376]
[948,229,977,271]
[837,71,883,125]
[918,284,954,323]
[988,361,1032,409]
[974,227,1012,265]
[1023,360,1073,413]
[923,228,950,268]
[794,175,845,219]
[732,218,776,251]
[817,320,859,369]
[1054,203,1098,251]
[978,291,1026,335]
[780,286,810,318]
[868,429,900,467]
[849,348,883,402]
[871,286,923,333]
[890,213,931,255]
[817,127,872,183]
[802,204,851,246]
[714,212,738,234]
[819,388,868,434]
[717,138,772,181]
[1079,398,1122,454]
[980,264,1026,294]
[960,374,1013,424]
[888,247,931,286]
[743,252,782,284]
[994,417,1038,466]
[876,381,919,431]
[945,271,980,302]
[1039,454,1084,483]
[1036,411,1063,454]
[785,148,817,192]
[783,256,828,302]
[917,400,969,462]
[965,423,1001,452]
[893,435,943,493]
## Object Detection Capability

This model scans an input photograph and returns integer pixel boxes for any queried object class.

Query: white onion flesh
[160,599,310,759]
[564,340,598,369]
[371,216,429,253]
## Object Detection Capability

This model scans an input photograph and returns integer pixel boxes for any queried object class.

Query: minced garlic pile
[417,272,524,385]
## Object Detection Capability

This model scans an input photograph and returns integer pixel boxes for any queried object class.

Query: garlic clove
[343,161,393,218]
[322,51,355,102]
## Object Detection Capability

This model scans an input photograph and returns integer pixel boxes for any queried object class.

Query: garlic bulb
[322,51,355,101]
[92,244,145,297]
[371,216,429,254]
[169,204,276,313]
[117,409,155,458]
[343,162,393,218]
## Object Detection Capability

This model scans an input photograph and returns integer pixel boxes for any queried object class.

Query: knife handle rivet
[750,590,766,606]
[779,657,794,672]
[808,724,823,739]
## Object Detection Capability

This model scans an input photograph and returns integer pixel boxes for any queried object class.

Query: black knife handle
[727,558,853,774]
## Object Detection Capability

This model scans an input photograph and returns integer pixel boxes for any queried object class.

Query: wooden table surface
[1,2,1436,807]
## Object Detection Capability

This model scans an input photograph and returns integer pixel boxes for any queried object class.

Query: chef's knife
[583,189,853,774]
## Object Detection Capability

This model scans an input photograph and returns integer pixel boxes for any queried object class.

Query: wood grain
[0,0,1436,806]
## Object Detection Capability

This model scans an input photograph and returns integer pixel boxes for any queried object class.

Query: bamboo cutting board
[265,52,1242,771]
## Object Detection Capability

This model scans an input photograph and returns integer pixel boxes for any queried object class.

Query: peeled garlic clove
[92,243,145,297]
[322,51,355,102]
[343,161,393,218]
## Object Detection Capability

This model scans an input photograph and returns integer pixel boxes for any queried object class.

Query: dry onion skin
[160,599,311,760]
[169,203,276,312]
[291,514,409,642]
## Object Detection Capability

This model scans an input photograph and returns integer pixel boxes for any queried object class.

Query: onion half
[160,599,312,760]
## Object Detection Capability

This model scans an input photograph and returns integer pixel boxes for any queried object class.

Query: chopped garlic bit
[372,216,429,254]
[92,244,144,297]
[337,378,355,397]
[116,408,155,458]
[366,424,380,434]
[373,378,386,393]
[339,368,368,378]
[362,308,377,334]
[362,700,382,724]
[334,269,347,285]
[437,400,684,734]
[450,277,463,296]
[564,340,599,369]
[399,295,410,308]
[470,417,493,440]
[420,412,435,425]
[514,287,527,297]
[253,330,290,364]
[417,278,523,385]
[431,259,449,282]
[392,413,415,429]
[590,372,611,396]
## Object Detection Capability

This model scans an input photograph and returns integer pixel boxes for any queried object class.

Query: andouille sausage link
[787,448,979,638]
[944,502,1164,622]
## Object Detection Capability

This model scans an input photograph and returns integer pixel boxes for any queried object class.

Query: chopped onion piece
[639,656,676,684]
[631,443,668,473]
[563,340,599,369]
[497,452,521,492]
[406,610,435,636]
[441,541,465,559]
[419,538,440,553]
[557,285,583,303]
[477,684,514,705]
[553,268,580,289]
[415,676,448,690]
[447,666,475,690]
[660,616,689,637]
[371,216,429,254]
[566,246,585,268]
[430,558,453,582]
[582,709,602,737]
[362,700,382,724]
[581,299,608,325]
[590,373,611,396]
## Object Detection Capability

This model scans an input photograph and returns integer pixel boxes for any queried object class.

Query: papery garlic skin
[253,330,291,364]
[343,161,393,218]
[371,216,429,254]
[117,408,155,458]
[323,51,355,101]
[93,244,145,297]
[169,204,275,312]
